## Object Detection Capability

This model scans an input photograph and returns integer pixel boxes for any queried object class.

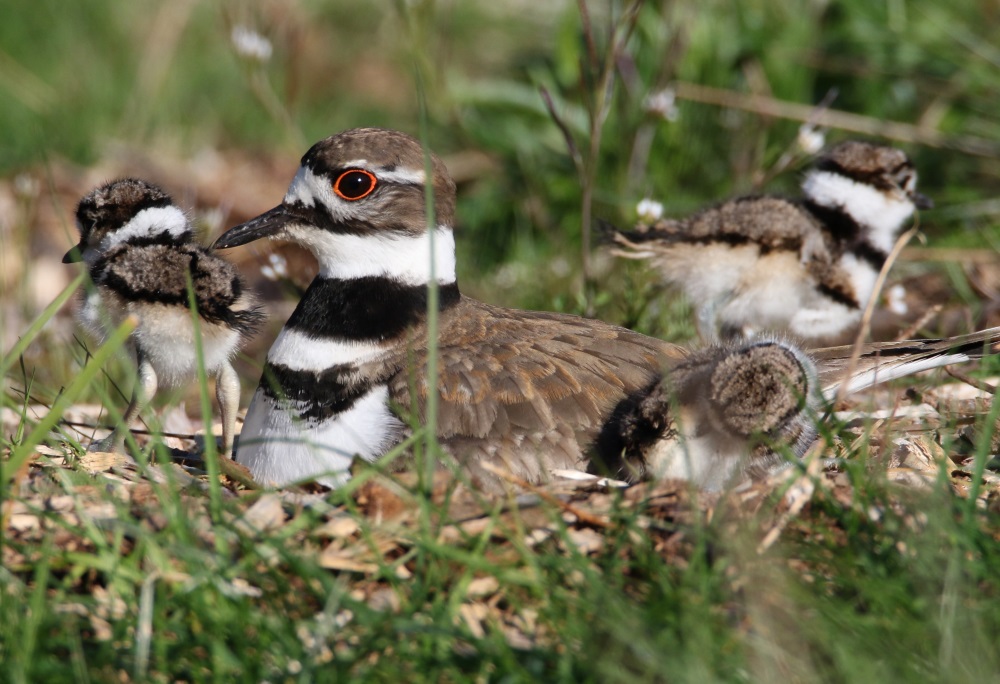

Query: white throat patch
[286,224,458,286]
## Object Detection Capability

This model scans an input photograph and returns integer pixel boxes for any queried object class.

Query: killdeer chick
[598,339,820,489]
[603,328,1000,489]
[65,178,264,456]
[213,129,988,492]
[609,140,933,344]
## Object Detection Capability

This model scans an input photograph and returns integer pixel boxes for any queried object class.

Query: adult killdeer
[65,178,263,456]
[214,128,991,492]
[609,140,933,344]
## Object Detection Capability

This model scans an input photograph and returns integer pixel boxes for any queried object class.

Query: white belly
[235,384,406,488]
[79,290,239,387]
[644,407,747,490]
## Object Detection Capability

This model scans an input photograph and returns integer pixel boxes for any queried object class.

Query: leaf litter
[3,371,1000,657]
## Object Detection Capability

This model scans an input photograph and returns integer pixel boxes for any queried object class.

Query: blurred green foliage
[3,0,998,281]
[3,2,1000,681]
[2,0,998,354]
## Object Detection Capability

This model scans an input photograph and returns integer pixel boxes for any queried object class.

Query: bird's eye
[333,169,377,200]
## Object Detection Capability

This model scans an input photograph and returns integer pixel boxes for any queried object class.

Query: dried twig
[58,419,261,489]
[670,81,1000,158]
[60,419,197,441]
[894,304,943,342]
[752,87,839,188]
[478,461,613,529]
[900,247,1000,264]
[757,444,824,553]
[835,226,920,406]
[945,367,998,395]
[538,87,583,174]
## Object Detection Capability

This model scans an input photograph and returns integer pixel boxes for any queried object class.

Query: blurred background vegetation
[3,0,999,310]
[3,2,1000,681]
[4,0,1000,419]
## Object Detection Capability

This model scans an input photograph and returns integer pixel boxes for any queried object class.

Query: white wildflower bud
[13,173,39,198]
[797,124,825,155]
[644,88,680,122]
[550,256,570,278]
[886,284,908,315]
[636,198,664,224]
[231,26,273,62]
[268,252,288,278]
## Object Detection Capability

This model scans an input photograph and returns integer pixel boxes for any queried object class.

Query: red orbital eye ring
[333,169,377,200]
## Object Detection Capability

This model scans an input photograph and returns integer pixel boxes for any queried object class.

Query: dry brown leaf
[78,451,128,473]
[465,576,500,599]
[314,515,360,540]
[459,603,488,639]
[235,493,287,535]
[564,527,604,555]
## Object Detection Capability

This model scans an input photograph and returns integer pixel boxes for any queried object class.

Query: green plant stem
[417,74,440,490]
[185,275,222,525]
[577,0,644,315]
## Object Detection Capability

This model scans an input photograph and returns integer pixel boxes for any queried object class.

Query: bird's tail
[597,218,687,257]
[812,327,1000,399]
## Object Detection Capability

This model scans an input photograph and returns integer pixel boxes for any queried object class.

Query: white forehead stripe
[283,166,317,207]
[338,159,427,186]
[102,205,189,249]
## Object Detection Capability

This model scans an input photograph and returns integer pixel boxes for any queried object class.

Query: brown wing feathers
[388,297,682,456]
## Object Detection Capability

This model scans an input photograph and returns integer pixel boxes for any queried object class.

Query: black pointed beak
[912,192,934,210]
[62,243,84,263]
[213,204,297,249]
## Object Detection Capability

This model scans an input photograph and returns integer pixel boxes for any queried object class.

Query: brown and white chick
[65,178,263,456]
[602,328,1000,489]
[610,140,933,344]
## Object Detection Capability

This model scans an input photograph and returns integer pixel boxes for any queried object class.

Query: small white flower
[268,252,288,277]
[886,284,908,315]
[494,262,527,289]
[13,173,39,198]
[231,26,273,62]
[644,88,679,122]
[797,124,826,155]
[636,198,664,223]
[550,256,571,278]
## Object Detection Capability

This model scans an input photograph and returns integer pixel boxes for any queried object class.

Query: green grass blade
[4,315,135,487]
[416,75,440,489]
[0,271,86,379]
[12,538,53,684]
[185,273,223,524]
